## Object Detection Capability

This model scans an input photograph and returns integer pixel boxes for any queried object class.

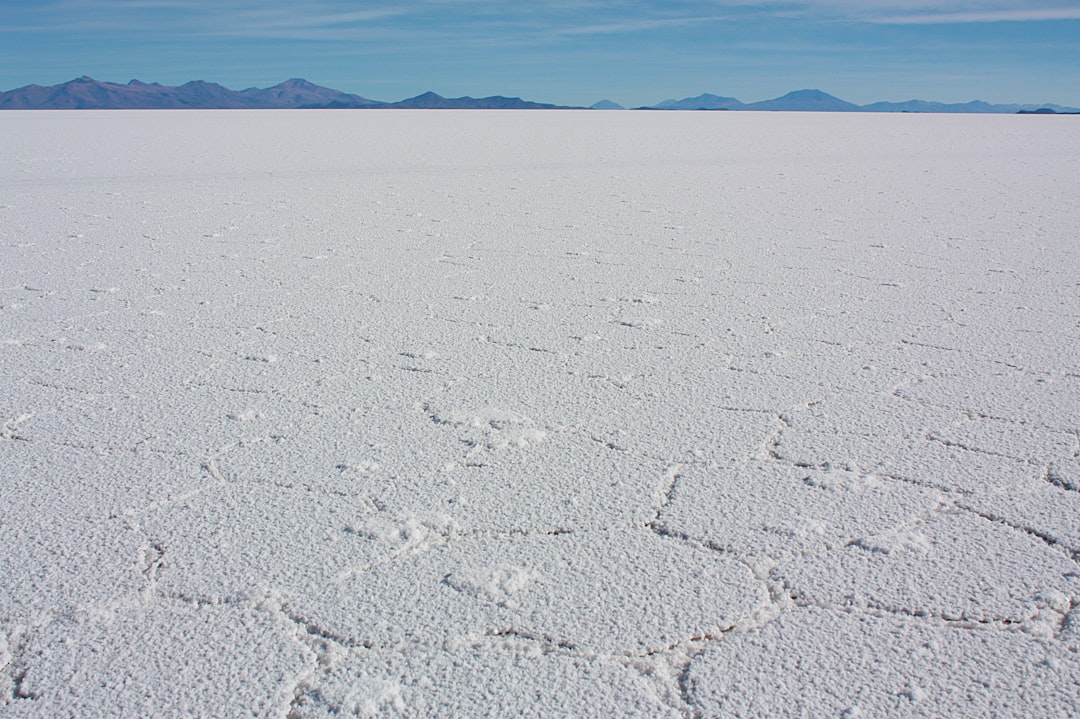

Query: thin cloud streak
[558,15,732,35]
[870,7,1080,23]
[11,2,1080,39]
[208,7,406,35]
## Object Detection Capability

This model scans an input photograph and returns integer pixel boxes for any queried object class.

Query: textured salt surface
[1,110,1078,717]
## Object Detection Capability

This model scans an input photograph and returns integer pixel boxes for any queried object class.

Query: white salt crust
[1,110,1077,717]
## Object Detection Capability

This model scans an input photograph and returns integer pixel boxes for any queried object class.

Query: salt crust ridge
[1,110,1078,717]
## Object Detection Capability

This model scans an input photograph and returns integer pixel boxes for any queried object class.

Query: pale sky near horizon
[2,1,1078,107]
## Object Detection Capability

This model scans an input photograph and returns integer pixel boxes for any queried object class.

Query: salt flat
[1,109,1078,717]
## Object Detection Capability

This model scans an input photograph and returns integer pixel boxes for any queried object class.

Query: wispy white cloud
[5,1,1079,41]
[1,0,410,38]
[557,15,732,35]
[693,1,1080,24]
[204,6,406,36]
[782,0,1080,24]
[869,7,1080,23]
[265,9,406,28]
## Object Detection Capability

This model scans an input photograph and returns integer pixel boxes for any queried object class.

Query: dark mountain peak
[275,78,318,89]
[651,93,744,110]
[243,78,383,108]
[174,80,238,102]
[392,92,458,108]
[690,92,739,102]
[589,99,624,110]
[779,88,833,99]
[177,80,230,95]
[747,89,861,112]
[391,91,567,109]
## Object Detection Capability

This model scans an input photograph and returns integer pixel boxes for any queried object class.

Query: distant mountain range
[1,77,1077,114]
[643,88,1080,114]
[0,77,566,110]
[0,77,381,109]
[364,90,562,110]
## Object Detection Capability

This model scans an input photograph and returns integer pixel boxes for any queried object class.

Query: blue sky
[2,1,1078,107]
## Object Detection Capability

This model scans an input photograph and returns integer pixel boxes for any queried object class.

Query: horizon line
[2,75,1078,112]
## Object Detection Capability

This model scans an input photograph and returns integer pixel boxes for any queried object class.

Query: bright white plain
[1,110,1078,717]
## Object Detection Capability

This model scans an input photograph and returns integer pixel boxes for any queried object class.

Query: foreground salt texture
[0,110,1077,717]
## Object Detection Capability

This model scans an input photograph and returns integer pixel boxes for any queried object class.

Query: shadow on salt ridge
[897,372,1080,433]
[725,341,948,396]
[8,382,317,459]
[1049,454,1080,492]
[578,370,791,465]
[903,322,1080,377]
[427,363,788,468]
[11,603,308,718]
[0,515,145,622]
[0,441,206,520]
[687,606,1080,719]
[1,329,179,401]
[215,405,461,497]
[432,406,549,453]
[403,429,665,531]
[928,415,1077,464]
[782,391,969,442]
[292,646,681,719]
[211,399,667,533]
[0,443,196,622]
[656,463,944,564]
[293,529,765,656]
[957,476,1080,555]
[142,481,458,604]
[778,510,1080,624]
[412,365,688,529]
[776,393,1048,493]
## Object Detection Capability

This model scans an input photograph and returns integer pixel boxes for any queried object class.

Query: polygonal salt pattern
[291,646,681,718]
[5,603,309,718]
[293,530,766,655]
[687,606,1080,718]
[779,510,1080,623]
[656,463,946,561]
[3,110,1078,717]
